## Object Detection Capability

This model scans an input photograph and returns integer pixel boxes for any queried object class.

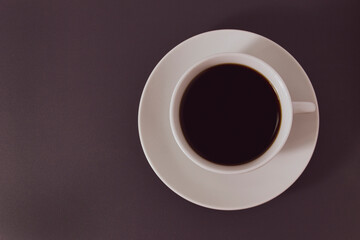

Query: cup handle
[292,102,316,114]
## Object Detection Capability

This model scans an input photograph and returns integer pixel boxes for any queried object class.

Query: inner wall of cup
[172,54,292,173]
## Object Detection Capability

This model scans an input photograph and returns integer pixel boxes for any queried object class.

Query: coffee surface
[180,64,281,165]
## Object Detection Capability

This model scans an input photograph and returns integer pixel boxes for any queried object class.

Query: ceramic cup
[170,53,316,174]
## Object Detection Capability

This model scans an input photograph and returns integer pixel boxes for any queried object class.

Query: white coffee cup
[170,53,316,174]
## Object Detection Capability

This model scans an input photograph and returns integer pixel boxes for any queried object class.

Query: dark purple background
[0,0,359,239]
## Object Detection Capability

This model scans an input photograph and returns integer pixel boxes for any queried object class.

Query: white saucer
[138,30,319,210]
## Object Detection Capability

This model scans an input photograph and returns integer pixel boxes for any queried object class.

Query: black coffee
[179,64,281,166]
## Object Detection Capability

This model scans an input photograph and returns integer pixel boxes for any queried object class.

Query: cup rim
[170,52,293,174]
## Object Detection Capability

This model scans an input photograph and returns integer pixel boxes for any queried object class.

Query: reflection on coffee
[179,64,281,166]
